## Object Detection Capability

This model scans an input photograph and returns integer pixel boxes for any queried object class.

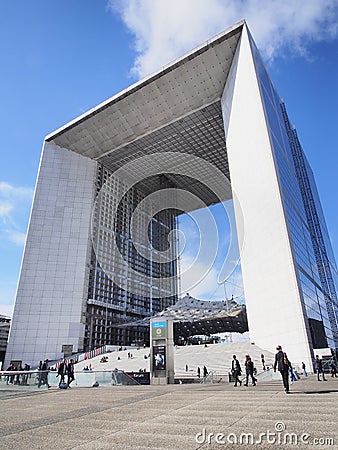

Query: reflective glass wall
[248,32,338,351]
[84,164,178,349]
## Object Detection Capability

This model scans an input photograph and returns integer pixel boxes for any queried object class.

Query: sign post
[150,318,174,384]
[61,344,73,358]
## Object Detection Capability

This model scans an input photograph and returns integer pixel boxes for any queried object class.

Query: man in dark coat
[38,359,50,388]
[57,359,68,386]
[203,365,208,378]
[67,359,75,387]
[244,355,257,386]
[231,355,242,387]
[315,355,327,381]
[273,345,290,393]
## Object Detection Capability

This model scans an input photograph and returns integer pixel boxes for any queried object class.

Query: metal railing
[0,369,145,390]
[0,370,50,390]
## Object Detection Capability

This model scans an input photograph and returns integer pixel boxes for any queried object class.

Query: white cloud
[180,252,219,298]
[0,304,14,318]
[0,284,16,318]
[180,251,243,301]
[0,181,33,245]
[6,231,26,246]
[108,0,338,78]
[0,204,13,219]
[0,182,33,199]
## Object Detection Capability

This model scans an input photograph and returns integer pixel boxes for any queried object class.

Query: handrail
[0,369,50,389]
[0,369,48,376]
[200,370,216,383]
[47,345,108,370]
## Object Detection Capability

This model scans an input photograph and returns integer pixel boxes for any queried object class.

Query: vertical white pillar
[6,142,96,366]
[221,25,313,369]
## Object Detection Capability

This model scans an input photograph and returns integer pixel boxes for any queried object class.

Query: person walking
[288,359,299,384]
[301,362,307,377]
[38,359,50,388]
[67,359,75,387]
[6,363,14,385]
[330,359,337,378]
[273,345,290,393]
[22,363,30,386]
[57,359,68,387]
[315,355,327,381]
[197,367,201,378]
[231,355,242,387]
[203,365,208,378]
[261,353,266,371]
[244,355,257,386]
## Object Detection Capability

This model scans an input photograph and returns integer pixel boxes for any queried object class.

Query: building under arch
[5,21,338,370]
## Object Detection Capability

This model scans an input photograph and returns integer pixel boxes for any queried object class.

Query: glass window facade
[85,164,178,349]
[249,33,338,351]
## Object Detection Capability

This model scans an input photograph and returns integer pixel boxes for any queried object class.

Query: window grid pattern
[250,35,338,350]
[85,165,178,349]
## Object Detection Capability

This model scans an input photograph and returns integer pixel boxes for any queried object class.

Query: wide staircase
[0,342,278,391]
[74,341,276,383]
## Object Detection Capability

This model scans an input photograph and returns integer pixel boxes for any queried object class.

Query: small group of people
[196,365,208,378]
[314,355,327,381]
[38,359,50,388]
[314,354,337,381]
[231,354,257,387]
[56,359,75,388]
[4,363,31,385]
[275,345,338,393]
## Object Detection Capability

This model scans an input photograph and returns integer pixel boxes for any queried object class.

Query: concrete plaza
[0,375,337,449]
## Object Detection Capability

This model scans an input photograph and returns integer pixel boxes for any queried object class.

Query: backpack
[283,353,289,366]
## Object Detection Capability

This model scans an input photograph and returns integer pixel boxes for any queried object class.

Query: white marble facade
[5,142,96,366]
[5,21,336,369]
[221,27,313,370]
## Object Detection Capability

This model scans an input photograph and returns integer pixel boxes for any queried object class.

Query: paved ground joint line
[195,388,281,449]
[0,390,170,438]
[68,385,229,449]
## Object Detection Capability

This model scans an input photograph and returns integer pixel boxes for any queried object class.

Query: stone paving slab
[0,376,337,449]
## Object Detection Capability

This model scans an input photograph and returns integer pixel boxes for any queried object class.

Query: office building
[5,21,338,369]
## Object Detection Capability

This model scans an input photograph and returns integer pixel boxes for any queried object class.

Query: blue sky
[1,1,338,317]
